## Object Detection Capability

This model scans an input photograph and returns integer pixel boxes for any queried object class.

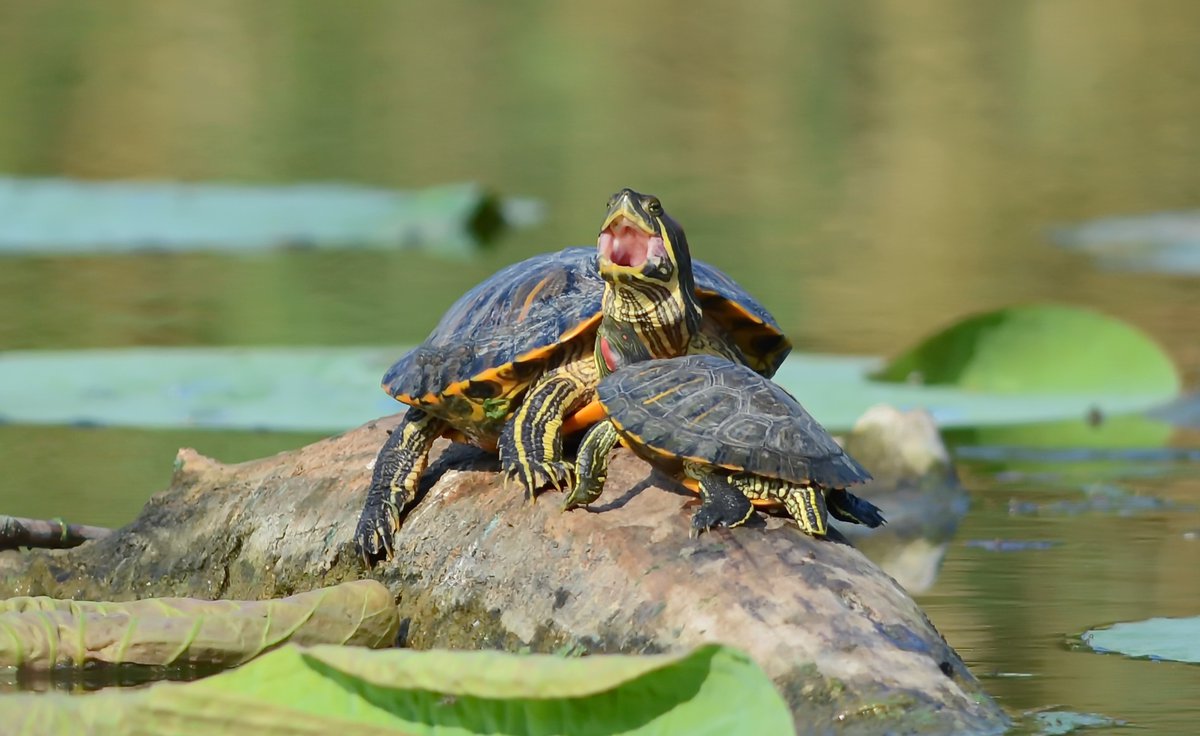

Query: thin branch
[0,515,111,551]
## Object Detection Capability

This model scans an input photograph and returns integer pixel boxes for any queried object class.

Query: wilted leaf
[0,580,398,670]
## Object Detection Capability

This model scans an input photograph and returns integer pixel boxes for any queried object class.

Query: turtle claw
[563,478,604,511]
[354,497,400,567]
[502,460,574,500]
[689,508,719,537]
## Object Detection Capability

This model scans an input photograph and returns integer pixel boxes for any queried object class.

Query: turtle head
[597,188,698,300]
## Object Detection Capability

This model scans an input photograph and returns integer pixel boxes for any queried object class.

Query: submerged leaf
[0,644,793,736]
[0,580,398,670]
[873,304,1180,395]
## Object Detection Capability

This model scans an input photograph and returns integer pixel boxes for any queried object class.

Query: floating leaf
[0,344,1181,438]
[1026,709,1122,735]
[0,581,398,671]
[872,304,1180,396]
[0,644,794,735]
[0,177,541,257]
[1049,211,1200,275]
[946,414,1177,450]
[1081,616,1200,664]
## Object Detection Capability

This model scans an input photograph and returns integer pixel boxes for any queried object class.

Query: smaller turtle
[565,353,886,536]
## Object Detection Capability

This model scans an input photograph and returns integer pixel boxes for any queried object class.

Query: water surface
[1,2,1199,731]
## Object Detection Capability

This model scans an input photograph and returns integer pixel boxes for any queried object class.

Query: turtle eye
[646,198,663,215]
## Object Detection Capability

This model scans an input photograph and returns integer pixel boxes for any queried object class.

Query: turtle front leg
[563,419,621,510]
[686,463,755,537]
[499,359,596,499]
[354,407,443,565]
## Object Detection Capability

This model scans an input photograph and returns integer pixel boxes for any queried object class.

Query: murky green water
[2,2,1199,731]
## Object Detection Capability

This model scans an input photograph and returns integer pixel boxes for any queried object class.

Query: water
[2,2,1200,731]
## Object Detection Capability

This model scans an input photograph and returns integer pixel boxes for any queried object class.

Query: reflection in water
[1,1,1200,730]
[839,483,970,594]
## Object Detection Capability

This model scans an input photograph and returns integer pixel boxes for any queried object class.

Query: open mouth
[597,217,664,269]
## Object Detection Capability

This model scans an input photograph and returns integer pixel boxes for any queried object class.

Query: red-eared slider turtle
[565,187,792,503]
[355,243,791,564]
[565,353,886,537]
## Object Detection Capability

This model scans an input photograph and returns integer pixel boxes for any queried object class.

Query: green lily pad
[0,643,794,735]
[0,178,541,257]
[0,343,1180,439]
[1081,616,1200,664]
[872,304,1180,395]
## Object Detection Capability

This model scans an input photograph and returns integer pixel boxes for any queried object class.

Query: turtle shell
[383,247,791,418]
[692,260,790,376]
[385,247,603,406]
[597,354,871,489]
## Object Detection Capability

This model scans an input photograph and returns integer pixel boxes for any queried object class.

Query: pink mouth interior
[598,218,663,268]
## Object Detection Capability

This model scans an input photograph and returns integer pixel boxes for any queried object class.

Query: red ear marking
[600,336,619,372]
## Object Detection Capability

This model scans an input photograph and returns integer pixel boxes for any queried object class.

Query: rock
[0,414,1007,734]
[840,405,957,489]
[835,406,970,594]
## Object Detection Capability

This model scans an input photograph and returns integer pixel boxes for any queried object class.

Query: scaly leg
[826,488,886,528]
[730,472,830,537]
[499,359,595,499]
[687,463,755,537]
[354,407,442,565]
[563,419,621,509]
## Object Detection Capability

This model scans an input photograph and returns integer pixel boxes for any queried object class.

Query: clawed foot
[354,498,400,566]
[563,478,604,510]
[503,460,574,500]
[689,493,755,538]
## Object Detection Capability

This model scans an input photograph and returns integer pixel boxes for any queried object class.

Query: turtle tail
[826,489,886,528]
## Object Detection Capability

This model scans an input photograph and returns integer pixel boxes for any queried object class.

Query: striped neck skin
[594,317,654,377]
[599,278,700,363]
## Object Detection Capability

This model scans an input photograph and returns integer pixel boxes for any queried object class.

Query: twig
[0,515,112,551]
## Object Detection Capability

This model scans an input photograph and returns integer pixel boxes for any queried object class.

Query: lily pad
[0,342,1181,438]
[0,177,541,257]
[1026,709,1122,735]
[1049,211,1200,275]
[872,304,1180,395]
[1081,616,1200,664]
[0,643,794,735]
[0,580,398,671]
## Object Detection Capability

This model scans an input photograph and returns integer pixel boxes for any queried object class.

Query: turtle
[354,245,791,564]
[564,187,793,503]
[564,353,886,538]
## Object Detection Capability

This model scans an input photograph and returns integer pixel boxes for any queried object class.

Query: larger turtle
[565,353,886,537]
[355,246,790,563]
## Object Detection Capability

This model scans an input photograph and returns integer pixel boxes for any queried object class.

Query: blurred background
[1,1,1199,731]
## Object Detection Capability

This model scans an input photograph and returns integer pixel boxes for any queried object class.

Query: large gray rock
[0,414,1007,734]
